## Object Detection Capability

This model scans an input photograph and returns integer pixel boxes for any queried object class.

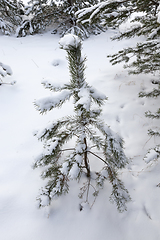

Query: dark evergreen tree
[51,0,106,38]
[0,0,23,35]
[76,0,160,36]
[16,0,106,38]
[76,0,133,29]
[34,34,130,212]
[16,0,58,37]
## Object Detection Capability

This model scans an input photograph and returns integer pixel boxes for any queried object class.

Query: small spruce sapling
[34,34,131,212]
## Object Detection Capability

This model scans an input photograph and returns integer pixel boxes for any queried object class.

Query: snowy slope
[0,30,160,240]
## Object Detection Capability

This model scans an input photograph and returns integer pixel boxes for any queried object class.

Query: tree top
[59,34,81,50]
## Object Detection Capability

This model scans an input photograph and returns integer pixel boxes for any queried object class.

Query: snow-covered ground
[0,30,160,240]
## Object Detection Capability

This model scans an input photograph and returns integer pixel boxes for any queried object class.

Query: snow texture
[69,163,80,179]
[157,5,160,23]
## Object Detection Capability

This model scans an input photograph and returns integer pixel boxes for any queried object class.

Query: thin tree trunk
[84,137,90,178]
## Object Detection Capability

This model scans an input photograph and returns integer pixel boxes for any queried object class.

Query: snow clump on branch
[59,34,81,50]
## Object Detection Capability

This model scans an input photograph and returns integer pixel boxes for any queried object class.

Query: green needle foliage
[139,81,160,163]
[34,34,130,212]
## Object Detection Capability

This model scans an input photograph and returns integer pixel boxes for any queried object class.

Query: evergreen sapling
[34,34,131,212]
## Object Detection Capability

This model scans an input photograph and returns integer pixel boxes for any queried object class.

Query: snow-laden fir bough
[34,34,131,212]
[0,62,15,85]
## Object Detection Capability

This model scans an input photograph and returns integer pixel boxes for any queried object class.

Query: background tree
[16,0,106,38]
[76,0,136,30]
[34,34,130,212]
[0,0,23,35]
[16,0,58,37]
[51,0,105,38]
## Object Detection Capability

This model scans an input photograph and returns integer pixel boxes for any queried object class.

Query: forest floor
[0,30,160,240]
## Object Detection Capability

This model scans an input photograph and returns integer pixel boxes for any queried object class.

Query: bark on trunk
[84,137,90,178]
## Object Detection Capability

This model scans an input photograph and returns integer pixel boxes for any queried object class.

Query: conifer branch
[88,150,108,165]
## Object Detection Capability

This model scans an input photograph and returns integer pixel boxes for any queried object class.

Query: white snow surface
[1,30,160,240]
[157,5,160,23]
